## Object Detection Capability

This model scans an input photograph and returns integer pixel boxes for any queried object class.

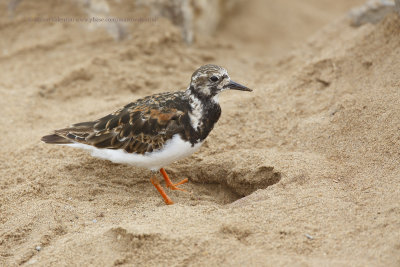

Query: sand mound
[0,0,399,266]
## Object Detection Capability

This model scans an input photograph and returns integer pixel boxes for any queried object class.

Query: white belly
[65,134,203,171]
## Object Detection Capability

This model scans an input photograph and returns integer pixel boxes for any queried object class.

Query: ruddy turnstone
[42,64,252,204]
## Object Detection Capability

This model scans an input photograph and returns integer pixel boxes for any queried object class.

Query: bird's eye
[209,76,219,82]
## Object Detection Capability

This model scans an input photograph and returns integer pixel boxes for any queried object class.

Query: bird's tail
[41,121,96,144]
[41,134,72,144]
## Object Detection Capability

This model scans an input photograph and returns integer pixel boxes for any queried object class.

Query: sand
[1,0,399,266]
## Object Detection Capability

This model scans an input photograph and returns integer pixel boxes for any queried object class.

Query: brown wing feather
[86,106,185,154]
[43,92,189,155]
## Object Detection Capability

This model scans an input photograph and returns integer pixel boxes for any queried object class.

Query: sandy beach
[0,0,399,266]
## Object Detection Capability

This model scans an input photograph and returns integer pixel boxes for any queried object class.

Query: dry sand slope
[0,0,399,266]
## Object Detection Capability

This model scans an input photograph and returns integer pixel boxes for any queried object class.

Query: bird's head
[188,64,252,100]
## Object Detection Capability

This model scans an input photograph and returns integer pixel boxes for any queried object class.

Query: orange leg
[150,177,174,205]
[160,168,188,191]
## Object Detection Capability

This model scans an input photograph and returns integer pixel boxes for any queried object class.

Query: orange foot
[150,168,189,205]
[160,168,188,191]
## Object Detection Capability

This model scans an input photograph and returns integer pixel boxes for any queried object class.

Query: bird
[41,64,252,205]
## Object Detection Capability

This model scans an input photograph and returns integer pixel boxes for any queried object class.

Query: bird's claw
[166,178,188,191]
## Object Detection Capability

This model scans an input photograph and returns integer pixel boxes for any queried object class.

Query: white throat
[212,94,219,104]
[188,92,203,130]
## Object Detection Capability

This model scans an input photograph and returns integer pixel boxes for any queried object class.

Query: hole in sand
[188,182,242,205]
[171,164,282,205]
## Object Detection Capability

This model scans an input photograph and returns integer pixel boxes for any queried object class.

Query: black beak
[224,80,252,92]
